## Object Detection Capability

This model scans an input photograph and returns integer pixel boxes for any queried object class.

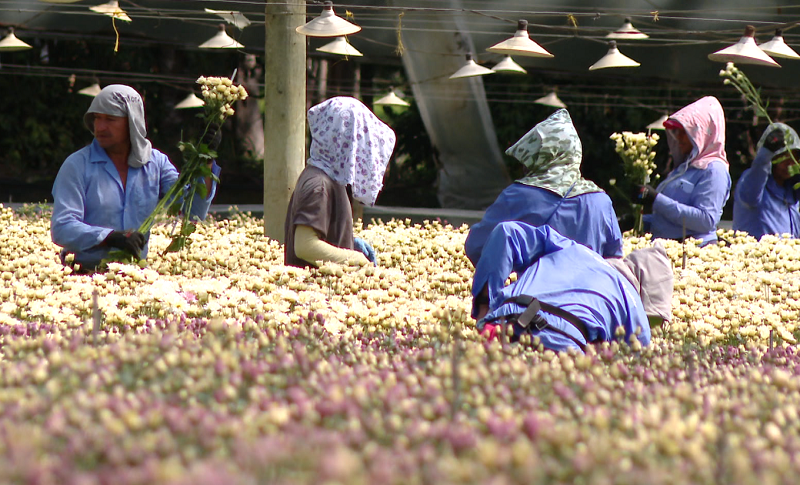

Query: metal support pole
[264,0,306,242]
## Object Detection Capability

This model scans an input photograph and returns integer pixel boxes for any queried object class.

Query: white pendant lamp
[78,83,102,97]
[589,41,640,70]
[199,24,244,49]
[204,9,251,30]
[534,92,567,108]
[486,20,553,58]
[708,25,780,67]
[606,18,649,40]
[449,54,495,79]
[316,36,363,57]
[90,1,131,22]
[374,89,410,107]
[646,114,669,130]
[0,28,32,52]
[175,93,205,109]
[759,29,800,60]
[296,1,361,38]
[492,55,527,74]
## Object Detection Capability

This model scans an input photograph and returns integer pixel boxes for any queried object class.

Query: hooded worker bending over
[51,85,220,271]
[473,221,673,352]
[465,109,623,265]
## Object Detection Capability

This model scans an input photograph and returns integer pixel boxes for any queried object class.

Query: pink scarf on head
[668,96,728,171]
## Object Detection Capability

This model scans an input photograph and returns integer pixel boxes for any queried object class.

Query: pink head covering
[306,97,397,206]
[667,96,728,170]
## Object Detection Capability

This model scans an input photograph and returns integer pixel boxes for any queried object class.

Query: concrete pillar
[263,0,306,242]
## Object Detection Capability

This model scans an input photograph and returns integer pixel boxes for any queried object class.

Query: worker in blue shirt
[465,109,622,265]
[472,221,672,352]
[733,123,800,239]
[633,97,731,246]
[51,84,221,271]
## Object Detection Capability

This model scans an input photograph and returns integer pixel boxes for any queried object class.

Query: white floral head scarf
[84,84,152,168]
[506,109,602,198]
[307,97,397,206]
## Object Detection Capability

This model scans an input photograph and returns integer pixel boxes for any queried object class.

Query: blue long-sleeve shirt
[645,160,731,245]
[472,221,650,352]
[732,147,800,239]
[51,139,220,268]
[465,184,623,265]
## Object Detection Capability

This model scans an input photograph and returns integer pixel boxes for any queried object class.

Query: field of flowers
[2,203,800,484]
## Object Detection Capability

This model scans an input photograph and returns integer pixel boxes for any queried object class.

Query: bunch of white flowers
[197,76,249,121]
[610,131,659,185]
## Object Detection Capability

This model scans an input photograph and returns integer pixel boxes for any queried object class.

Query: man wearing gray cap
[51,84,221,271]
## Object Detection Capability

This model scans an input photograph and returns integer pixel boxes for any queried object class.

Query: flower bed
[1,204,800,483]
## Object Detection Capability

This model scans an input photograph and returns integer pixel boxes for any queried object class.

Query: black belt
[499,295,595,351]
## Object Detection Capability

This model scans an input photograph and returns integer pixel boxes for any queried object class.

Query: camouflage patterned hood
[506,109,602,198]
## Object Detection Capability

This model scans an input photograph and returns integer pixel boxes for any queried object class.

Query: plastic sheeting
[396,0,510,209]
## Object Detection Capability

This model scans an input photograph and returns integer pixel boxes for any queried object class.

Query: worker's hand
[763,126,786,153]
[202,123,222,152]
[105,230,145,256]
[631,184,658,209]
[353,237,377,265]
[480,323,499,341]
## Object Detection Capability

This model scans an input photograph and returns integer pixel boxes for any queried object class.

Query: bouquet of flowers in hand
[720,62,800,184]
[104,76,248,267]
[610,131,659,235]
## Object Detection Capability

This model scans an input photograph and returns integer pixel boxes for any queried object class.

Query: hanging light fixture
[589,41,640,70]
[316,36,363,57]
[78,83,102,97]
[606,18,649,40]
[708,25,779,67]
[491,55,527,74]
[758,29,800,60]
[374,88,410,107]
[296,1,361,37]
[486,20,553,58]
[646,114,669,130]
[199,24,244,49]
[204,8,251,30]
[175,93,205,109]
[0,28,32,52]
[89,1,131,22]
[449,53,495,79]
[534,92,567,109]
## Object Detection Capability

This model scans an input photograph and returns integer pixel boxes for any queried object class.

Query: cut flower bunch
[104,76,248,266]
[610,131,659,235]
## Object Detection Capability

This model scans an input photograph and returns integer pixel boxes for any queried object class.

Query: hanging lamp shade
[78,83,102,97]
[175,93,205,109]
[199,24,244,49]
[374,89,410,107]
[296,1,361,37]
[708,25,780,67]
[89,1,131,22]
[486,20,553,58]
[316,36,363,56]
[204,8,251,30]
[534,92,567,108]
[449,54,495,79]
[606,18,649,40]
[758,29,800,60]
[492,55,527,74]
[646,114,669,130]
[0,28,32,52]
[589,41,640,70]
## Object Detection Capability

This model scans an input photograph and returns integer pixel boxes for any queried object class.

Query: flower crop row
[2,204,800,483]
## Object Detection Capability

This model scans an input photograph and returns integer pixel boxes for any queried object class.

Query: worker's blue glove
[353,237,377,265]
